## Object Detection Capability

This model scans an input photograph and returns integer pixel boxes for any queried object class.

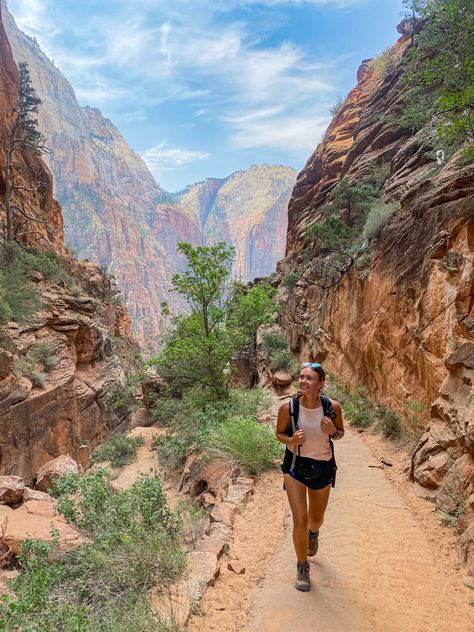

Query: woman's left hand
[321,416,337,436]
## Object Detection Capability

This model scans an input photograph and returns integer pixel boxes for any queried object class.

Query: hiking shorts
[281,448,337,490]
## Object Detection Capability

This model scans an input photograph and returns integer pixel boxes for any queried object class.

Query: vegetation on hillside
[0,471,184,631]
[149,241,281,473]
[402,0,474,160]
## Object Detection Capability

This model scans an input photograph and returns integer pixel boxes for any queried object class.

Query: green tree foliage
[402,0,474,155]
[150,242,276,398]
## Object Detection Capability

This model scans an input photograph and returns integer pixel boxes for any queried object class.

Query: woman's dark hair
[307,365,325,382]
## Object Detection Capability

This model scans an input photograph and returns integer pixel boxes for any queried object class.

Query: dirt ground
[189,425,474,632]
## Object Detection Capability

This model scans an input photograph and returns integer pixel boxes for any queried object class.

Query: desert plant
[362,201,400,241]
[30,341,57,372]
[374,403,404,440]
[208,416,283,475]
[154,433,189,471]
[93,433,144,468]
[330,96,345,116]
[12,354,45,388]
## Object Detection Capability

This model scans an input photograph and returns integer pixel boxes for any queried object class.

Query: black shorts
[281,448,337,490]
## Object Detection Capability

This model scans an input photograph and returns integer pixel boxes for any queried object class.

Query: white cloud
[141,141,210,172]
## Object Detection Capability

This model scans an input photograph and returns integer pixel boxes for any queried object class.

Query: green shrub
[342,385,374,428]
[261,331,287,356]
[0,471,184,631]
[30,341,57,372]
[93,433,144,467]
[12,355,45,389]
[227,387,272,418]
[362,201,400,241]
[330,96,345,116]
[208,416,283,475]
[155,433,190,471]
[102,374,140,411]
[373,403,404,440]
[270,349,299,374]
[281,271,300,290]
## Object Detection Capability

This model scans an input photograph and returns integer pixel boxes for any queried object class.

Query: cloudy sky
[8,0,405,191]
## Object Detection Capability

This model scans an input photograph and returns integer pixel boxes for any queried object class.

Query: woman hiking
[276,362,345,591]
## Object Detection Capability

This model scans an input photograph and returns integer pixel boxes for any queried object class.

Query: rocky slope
[0,4,137,483]
[276,21,474,573]
[3,2,295,344]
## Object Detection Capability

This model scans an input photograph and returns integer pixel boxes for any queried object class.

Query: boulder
[437,455,474,515]
[457,524,474,576]
[187,550,220,587]
[35,455,80,492]
[210,502,236,528]
[179,455,234,502]
[272,371,293,387]
[0,476,25,505]
[413,451,453,489]
[0,348,13,380]
[23,487,51,502]
[0,499,83,558]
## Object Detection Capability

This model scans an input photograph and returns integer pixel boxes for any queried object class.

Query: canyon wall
[3,2,295,344]
[0,4,137,483]
[276,23,474,571]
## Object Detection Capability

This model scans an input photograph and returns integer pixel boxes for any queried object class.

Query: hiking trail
[189,404,474,632]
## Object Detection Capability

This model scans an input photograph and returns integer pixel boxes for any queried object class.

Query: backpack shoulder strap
[288,396,300,437]
[320,394,336,420]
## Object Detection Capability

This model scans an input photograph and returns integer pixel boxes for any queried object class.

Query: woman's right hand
[291,429,305,447]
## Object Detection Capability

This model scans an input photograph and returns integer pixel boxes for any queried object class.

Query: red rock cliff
[277,27,474,571]
[0,5,137,483]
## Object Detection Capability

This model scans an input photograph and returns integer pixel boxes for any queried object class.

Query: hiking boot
[294,561,310,591]
[308,529,319,557]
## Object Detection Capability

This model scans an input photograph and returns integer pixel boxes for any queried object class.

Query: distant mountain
[3,2,296,343]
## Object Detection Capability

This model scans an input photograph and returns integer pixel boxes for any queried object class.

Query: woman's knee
[292,513,308,530]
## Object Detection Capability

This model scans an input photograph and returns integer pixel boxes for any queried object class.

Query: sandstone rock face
[3,4,296,344]
[0,8,137,484]
[276,28,474,571]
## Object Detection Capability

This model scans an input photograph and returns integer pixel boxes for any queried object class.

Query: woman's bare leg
[307,484,331,533]
[283,474,309,562]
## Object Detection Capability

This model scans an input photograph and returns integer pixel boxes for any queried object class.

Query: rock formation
[0,4,137,484]
[276,24,474,571]
[2,2,296,344]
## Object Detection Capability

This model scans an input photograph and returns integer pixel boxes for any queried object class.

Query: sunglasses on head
[303,362,321,369]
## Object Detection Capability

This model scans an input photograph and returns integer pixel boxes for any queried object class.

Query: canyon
[2,1,295,345]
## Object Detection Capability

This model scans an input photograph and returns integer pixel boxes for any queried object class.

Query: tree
[150,242,277,398]
[402,0,474,155]
[2,61,50,243]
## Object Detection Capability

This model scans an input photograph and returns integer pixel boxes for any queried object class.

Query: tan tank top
[289,403,332,461]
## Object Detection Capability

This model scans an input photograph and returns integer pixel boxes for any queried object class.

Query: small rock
[272,371,293,386]
[196,536,227,559]
[0,475,25,505]
[23,487,51,502]
[201,491,217,509]
[187,550,220,587]
[210,502,236,527]
[227,560,245,575]
[29,270,43,283]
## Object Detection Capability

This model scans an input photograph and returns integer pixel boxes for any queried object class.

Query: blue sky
[8,0,405,192]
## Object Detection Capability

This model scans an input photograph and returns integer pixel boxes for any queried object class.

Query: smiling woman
[6,0,405,190]
[276,362,345,591]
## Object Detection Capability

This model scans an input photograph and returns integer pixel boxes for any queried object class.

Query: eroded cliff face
[276,24,474,570]
[3,3,295,344]
[178,165,296,280]
[0,5,137,483]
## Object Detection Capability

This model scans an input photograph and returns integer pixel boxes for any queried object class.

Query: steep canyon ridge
[276,20,474,574]
[2,1,296,345]
[0,0,474,627]
[0,4,137,480]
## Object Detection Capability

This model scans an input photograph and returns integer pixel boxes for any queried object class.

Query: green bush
[362,201,400,241]
[102,374,140,411]
[0,471,184,631]
[261,331,287,355]
[30,341,57,372]
[208,416,283,475]
[343,386,375,428]
[270,349,299,374]
[330,96,345,116]
[373,403,404,440]
[154,433,190,471]
[281,271,300,290]
[12,355,45,389]
[93,433,144,467]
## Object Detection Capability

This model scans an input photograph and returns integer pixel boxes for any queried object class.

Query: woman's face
[299,367,324,395]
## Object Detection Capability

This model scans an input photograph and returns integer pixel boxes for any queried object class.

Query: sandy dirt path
[246,428,474,632]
